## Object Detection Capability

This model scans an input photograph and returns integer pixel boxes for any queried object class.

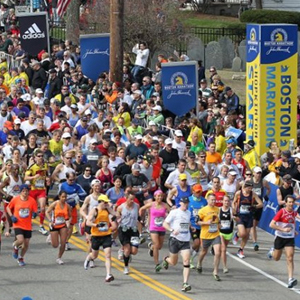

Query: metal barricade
[0,51,21,70]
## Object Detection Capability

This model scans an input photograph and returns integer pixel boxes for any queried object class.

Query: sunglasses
[36,155,43,158]
[245,173,252,176]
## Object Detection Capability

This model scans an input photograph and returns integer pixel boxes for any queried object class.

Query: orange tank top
[91,208,111,237]
[53,201,69,229]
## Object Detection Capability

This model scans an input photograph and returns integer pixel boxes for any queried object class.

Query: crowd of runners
[0,34,299,293]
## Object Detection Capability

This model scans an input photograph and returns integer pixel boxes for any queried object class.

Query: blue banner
[259,182,300,248]
[161,62,198,116]
[80,34,110,82]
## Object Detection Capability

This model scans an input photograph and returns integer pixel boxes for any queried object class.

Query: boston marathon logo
[22,23,45,39]
[164,72,194,100]
[264,28,294,55]
[248,27,258,53]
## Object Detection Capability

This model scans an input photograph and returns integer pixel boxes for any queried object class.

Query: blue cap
[226,138,237,144]
[22,297,33,300]
[20,184,30,191]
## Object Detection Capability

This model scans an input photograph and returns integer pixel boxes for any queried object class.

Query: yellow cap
[98,194,110,203]
[179,173,187,180]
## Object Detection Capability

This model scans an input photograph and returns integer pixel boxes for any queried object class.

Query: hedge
[240,10,300,30]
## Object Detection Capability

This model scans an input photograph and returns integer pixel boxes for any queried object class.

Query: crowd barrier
[259,181,300,248]
[0,51,21,70]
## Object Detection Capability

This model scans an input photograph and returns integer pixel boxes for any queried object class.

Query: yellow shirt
[187,126,203,143]
[215,135,226,155]
[25,163,48,190]
[198,205,220,240]
[19,72,29,86]
[243,148,261,170]
[49,139,63,166]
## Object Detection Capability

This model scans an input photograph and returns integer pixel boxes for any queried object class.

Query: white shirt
[62,58,75,71]
[108,157,124,174]
[165,208,191,242]
[61,105,72,117]
[3,145,25,161]
[165,169,193,188]
[132,45,150,67]
[42,115,52,129]
[172,140,186,159]
[21,120,37,136]
[32,96,45,107]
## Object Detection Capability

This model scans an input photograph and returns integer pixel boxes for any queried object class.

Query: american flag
[58,0,72,17]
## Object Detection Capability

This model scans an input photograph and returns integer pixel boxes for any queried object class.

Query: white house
[251,0,300,12]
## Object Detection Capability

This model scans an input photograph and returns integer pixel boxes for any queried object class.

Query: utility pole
[110,0,124,82]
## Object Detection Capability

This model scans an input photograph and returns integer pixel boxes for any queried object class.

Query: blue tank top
[188,195,207,229]
[76,125,88,140]
[69,113,79,127]
[175,185,192,207]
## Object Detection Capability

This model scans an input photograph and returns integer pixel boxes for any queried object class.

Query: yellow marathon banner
[246,24,298,155]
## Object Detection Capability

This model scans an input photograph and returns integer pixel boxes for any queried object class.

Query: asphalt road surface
[1,221,300,300]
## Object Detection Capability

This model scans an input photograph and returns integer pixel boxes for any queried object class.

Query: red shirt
[115,197,139,208]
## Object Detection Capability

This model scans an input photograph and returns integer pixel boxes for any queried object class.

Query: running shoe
[223,267,229,274]
[162,256,169,270]
[288,278,298,289]
[65,242,71,251]
[181,283,192,292]
[90,260,95,268]
[196,265,202,274]
[267,247,274,260]
[12,246,19,259]
[213,273,221,281]
[139,236,146,244]
[39,226,48,235]
[105,274,115,282]
[56,258,64,265]
[148,248,154,257]
[253,242,259,251]
[18,258,26,267]
[237,249,245,259]
[155,264,162,273]
[123,266,129,275]
[118,249,124,261]
[232,231,239,245]
[84,258,90,270]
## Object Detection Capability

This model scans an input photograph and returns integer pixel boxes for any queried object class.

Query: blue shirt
[106,187,125,204]
[188,195,207,229]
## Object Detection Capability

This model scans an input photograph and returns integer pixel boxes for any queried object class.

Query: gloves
[32,212,37,219]
[263,195,269,202]
[11,216,18,223]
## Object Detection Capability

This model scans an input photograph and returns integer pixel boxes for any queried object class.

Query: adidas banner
[19,12,49,56]
[80,34,110,82]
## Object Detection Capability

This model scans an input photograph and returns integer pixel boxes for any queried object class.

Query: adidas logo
[22,23,45,39]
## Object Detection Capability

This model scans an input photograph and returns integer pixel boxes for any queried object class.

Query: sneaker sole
[105,275,115,282]
[288,279,297,288]
[182,286,192,292]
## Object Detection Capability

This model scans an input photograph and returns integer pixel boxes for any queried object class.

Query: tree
[66,0,81,44]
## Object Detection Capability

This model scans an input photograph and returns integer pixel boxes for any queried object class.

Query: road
[0,221,300,300]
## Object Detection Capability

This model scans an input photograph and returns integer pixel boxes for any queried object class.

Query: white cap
[62,132,71,139]
[104,129,112,134]
[14,118,21,124]
[71,104,77,109]
[89,138,98,144]
[21,93,31,101]
[228,170,237,176]
[165,138,173,145]
[35,88,43,94]
[253,166,262,173]
[84,109,92,115]
[152,105,162,112]
[133,90,142,95]
[91,179,100,186]
[174,130,183,137]
[132,163,141,171]
[152,92,160,97]
[149,121,156,126]
[135,134,143,140]
[293,153,300,159]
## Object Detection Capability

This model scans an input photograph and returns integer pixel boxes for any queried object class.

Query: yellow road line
[34,220,193,300]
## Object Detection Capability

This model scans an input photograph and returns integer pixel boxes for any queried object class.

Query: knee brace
[183,264,190,268]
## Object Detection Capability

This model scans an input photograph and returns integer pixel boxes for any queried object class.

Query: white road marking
[227,252,300,295]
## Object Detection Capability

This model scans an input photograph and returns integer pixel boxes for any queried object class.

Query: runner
[45,191,72,265]
[117,191,140,275]
[24,149,50,235]
[197,193,222,281]
[188,183,207,269]
[267,195,299,288]
[232,181,263,258]
[84,194,117,282]
[139,189,169,272]
[6,184,38,267]
[159,197,192,292]
[219,195,234,273]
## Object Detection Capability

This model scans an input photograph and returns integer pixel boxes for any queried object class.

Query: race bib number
[180,222,189,234]
[208,223,218,233]
[192,209,199,217]
[19,208,30,218]
[166,163,175,172]
[98,222,109,232]
[154,217,164,227]
[55,216,65,225]
[150,180,156,189]
[130,236,140,246]
[220,220,231,230]
[240,205,250,214]
[35,179,45,189]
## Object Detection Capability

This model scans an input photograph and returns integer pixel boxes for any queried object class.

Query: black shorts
[91,235,112,250]
[237,214,253,229]
[14,228,32,239]
[118,227,139,247]
[168,237,190,254]
[252,208,263,221]
[50,225,67,232]
[190,228,201,241]
[150,230,166,236]
[274,236,295,250]
[85,225,91,235]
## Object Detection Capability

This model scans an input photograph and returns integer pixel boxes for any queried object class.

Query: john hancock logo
[164,72,194,100]
[264,28,294,55]
[248,27,258,53]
